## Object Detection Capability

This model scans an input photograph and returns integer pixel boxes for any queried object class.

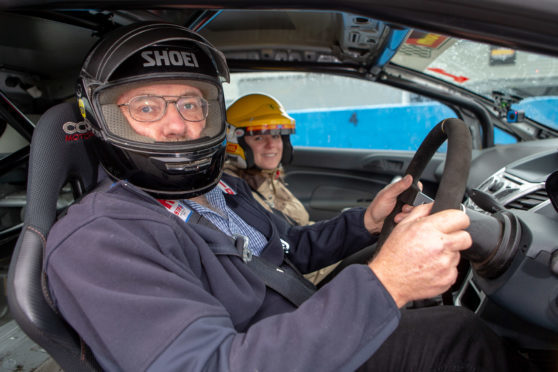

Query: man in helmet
[224,93,309,226]
[74,22,229,198]
[44,22,531,372]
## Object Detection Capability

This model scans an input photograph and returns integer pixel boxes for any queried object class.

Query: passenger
[224,93,339,284]
[44,23,534,371]
[224,93,309,226]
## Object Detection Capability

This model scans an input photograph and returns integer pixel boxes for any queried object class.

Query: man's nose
[161,104,205,140]
[162,107,187,136]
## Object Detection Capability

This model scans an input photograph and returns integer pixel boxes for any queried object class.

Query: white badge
[158,199,193,222]
[218,180,237,195]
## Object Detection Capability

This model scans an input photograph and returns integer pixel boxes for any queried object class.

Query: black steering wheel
[377,118,472,248]
[318,118,473,289]
[369,118,558,332]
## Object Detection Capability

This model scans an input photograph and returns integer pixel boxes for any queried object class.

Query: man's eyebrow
[179,91,203,97]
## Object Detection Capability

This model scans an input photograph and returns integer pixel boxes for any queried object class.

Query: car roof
[2,0,558,53]
[1,0,558,113]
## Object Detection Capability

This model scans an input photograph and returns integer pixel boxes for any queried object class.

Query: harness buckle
[280,239,290,254]
[233,234,252,263]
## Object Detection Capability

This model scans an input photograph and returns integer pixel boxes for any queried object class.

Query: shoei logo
[141,50,199,68]
[63,121,94,142]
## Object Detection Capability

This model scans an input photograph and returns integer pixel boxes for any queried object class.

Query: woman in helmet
[224,94,342,284]
[225,93,310,226]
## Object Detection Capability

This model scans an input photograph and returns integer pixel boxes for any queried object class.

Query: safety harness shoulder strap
[188,210,316,307]
[159,178,316,307]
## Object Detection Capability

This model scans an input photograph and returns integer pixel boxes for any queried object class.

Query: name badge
[218,180,237,195]
[158,199,193,222]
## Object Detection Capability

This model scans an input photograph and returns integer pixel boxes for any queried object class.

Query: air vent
[502,173,524,186]
[505,188,548,210]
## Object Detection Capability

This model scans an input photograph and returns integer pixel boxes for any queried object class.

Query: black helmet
[76,22,229,199]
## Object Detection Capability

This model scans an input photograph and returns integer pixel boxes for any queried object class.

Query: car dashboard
[455,138,558,352]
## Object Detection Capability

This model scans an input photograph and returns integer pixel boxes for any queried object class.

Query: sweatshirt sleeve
[149,265,400,372]
[277,207,378,273]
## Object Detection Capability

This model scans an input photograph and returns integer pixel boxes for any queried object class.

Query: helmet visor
[241,122,295,136]
[96,79,224,149]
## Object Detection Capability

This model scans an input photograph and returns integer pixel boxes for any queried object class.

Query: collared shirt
[183,186,268,256]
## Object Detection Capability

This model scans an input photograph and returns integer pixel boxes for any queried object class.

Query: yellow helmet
[226,93,295,169]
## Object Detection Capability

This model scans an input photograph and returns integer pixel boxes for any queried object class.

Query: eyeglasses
[118,95,209,122]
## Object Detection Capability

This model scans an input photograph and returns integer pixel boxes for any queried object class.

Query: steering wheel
[371,118,558,333]
[377,118,472,248]
[317,118,472,289]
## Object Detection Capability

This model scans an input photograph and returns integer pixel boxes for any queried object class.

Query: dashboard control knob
[489,181,504,192]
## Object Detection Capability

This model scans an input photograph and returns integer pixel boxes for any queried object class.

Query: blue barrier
[495,128,517,145]
[289,102,517,151]
[514,97,558,130]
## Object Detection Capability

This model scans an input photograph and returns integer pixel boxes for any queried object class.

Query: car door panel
[285,147,445,220]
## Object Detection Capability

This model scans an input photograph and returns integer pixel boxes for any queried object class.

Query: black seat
[7,102,102,371]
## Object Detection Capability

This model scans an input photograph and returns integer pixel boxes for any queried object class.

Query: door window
[225,72,512,151]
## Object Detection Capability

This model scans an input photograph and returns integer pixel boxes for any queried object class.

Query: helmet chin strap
[280,135,293,165]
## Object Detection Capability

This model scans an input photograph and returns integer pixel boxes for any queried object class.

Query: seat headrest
[26,101,98,235]
[7,101,102,371]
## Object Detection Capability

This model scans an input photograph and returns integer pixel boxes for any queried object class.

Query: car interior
[0,1,557,371]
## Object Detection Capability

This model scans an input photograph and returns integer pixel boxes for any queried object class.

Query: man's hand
[364,175,414,234]
[369,204,472,308]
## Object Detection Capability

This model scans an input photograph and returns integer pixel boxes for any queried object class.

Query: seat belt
[233,234,316,307]
[188,210,316,307]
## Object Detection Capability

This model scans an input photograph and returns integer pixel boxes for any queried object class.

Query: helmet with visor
[77,22,229,198]
[226,93,295,169]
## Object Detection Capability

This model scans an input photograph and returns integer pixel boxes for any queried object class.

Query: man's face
[117,83,206,142]
[244,134,283,170]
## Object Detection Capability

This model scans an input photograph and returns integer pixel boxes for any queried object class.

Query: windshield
[392,31,558,130]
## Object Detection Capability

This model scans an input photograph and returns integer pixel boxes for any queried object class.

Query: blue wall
[289,102,517,151]
[514,96,558,130]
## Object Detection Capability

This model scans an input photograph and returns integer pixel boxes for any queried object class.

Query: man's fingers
[383,174,412,198]
[399,202,432,223]
[444,230,472,251]
[394,204,418,223]
[401,204,413,213]
[427,209,470,234]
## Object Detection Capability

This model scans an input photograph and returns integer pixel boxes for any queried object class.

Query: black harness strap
[189,211,316,307]
[234,236,316,307]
